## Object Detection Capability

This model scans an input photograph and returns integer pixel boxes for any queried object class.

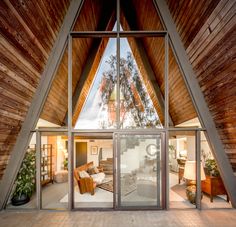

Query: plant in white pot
[11,149,36,206]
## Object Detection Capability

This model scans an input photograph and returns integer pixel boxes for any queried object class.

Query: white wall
[186,136,196,160]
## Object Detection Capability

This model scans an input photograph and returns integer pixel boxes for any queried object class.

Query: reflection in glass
[75,38,117,129]
[119,38,162,129]
[119,135,162,207]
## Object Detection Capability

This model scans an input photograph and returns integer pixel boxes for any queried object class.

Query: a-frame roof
[0,0,235,201]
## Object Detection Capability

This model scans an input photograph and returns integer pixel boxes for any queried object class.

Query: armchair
[74,161,104,195]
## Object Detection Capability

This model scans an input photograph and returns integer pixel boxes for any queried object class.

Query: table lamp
[183,160,206,204]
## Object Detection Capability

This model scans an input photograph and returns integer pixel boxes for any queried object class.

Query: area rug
[98,180,113,193]
[171,183,187,200]
[97,180,136,196]
[60,186,113,203]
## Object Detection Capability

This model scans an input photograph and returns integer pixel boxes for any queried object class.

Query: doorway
[114,132,165,209]
[75,142,87,168]
[73,134,114,209]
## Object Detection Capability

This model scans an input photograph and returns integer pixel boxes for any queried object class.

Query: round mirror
[146,144,159,156]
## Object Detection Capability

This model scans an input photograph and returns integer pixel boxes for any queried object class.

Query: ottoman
[54,170,68,183]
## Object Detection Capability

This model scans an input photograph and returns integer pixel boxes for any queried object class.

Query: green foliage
[13,149,36,198]
[205,159,220,177]
[64,158,68,170]
[100,52,162,128]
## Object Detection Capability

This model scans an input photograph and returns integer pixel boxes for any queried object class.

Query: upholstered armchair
[74,161,104,195]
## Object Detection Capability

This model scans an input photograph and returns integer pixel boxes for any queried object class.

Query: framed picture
[91,146,98,155]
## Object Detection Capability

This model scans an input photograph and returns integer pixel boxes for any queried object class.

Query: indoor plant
[11,149,36,206]
[205,159,220,177]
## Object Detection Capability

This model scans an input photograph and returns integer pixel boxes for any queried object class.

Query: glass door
[115,132,165,209]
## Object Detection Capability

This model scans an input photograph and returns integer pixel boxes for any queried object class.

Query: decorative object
[91,146,98,155]
[146,144,159,156]
[177,158,186,184]
[179,149,187,159]
[183,161,206,204]
[205,159,220,177]
[63,149,68,170]
[11,148,36,206]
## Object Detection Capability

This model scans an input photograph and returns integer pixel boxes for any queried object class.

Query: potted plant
[11,149,36,206]
[204,159,220,177]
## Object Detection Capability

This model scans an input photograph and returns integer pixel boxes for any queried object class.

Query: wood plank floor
[0,210,236,227]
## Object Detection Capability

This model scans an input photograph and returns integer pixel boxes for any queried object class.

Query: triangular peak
[75,36,162,129]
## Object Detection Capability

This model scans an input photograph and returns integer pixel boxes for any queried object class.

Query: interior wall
[71,139,113,167]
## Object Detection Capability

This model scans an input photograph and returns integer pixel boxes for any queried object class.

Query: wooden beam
[154,0,236,208]
[0,0,84,210]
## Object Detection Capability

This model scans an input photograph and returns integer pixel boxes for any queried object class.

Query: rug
[97,180,136,196]
[98,180,113,193]
[60,186,113,203]
[171,183,188,200]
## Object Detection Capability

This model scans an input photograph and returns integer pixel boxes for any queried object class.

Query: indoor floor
[6,172,232,210]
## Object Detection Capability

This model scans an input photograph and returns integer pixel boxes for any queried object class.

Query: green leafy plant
[205,159,220,177]
[63,158,68,170]
[12,149,36,199]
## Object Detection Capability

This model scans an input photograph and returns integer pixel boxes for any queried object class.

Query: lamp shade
[183,161,206,181]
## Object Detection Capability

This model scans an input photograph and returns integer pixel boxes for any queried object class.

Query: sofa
[74,161,105,195]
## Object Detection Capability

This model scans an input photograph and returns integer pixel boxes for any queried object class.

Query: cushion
[79,170,90,178]
[87,167,96,175]
[94,167,100,174]
[90,172,105,185]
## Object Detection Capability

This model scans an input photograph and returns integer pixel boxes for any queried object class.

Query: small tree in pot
[11,148,36,206]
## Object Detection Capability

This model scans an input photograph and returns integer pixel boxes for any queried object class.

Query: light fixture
[183,160,206,204]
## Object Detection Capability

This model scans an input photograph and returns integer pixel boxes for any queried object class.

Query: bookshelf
[41,144,53,186]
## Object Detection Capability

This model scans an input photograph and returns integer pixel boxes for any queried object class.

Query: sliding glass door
[115,132,165,209]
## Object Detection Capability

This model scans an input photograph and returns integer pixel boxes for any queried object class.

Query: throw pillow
[79,170,90,178]
[87,167,96,175]
[94,167,100,174]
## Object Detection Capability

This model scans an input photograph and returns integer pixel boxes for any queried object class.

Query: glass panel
[6,133,36,209]
[119,37,164,129]
[41,132,68,210]
[200,131,231,209]
[73,135,113,208]
[119,134,162,208]
[120,0,164,31]
[75,38,117,129]
[73,0,116,31]
[169,131,196,209]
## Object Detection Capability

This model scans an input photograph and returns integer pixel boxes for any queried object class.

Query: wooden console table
[201,175,229,202]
